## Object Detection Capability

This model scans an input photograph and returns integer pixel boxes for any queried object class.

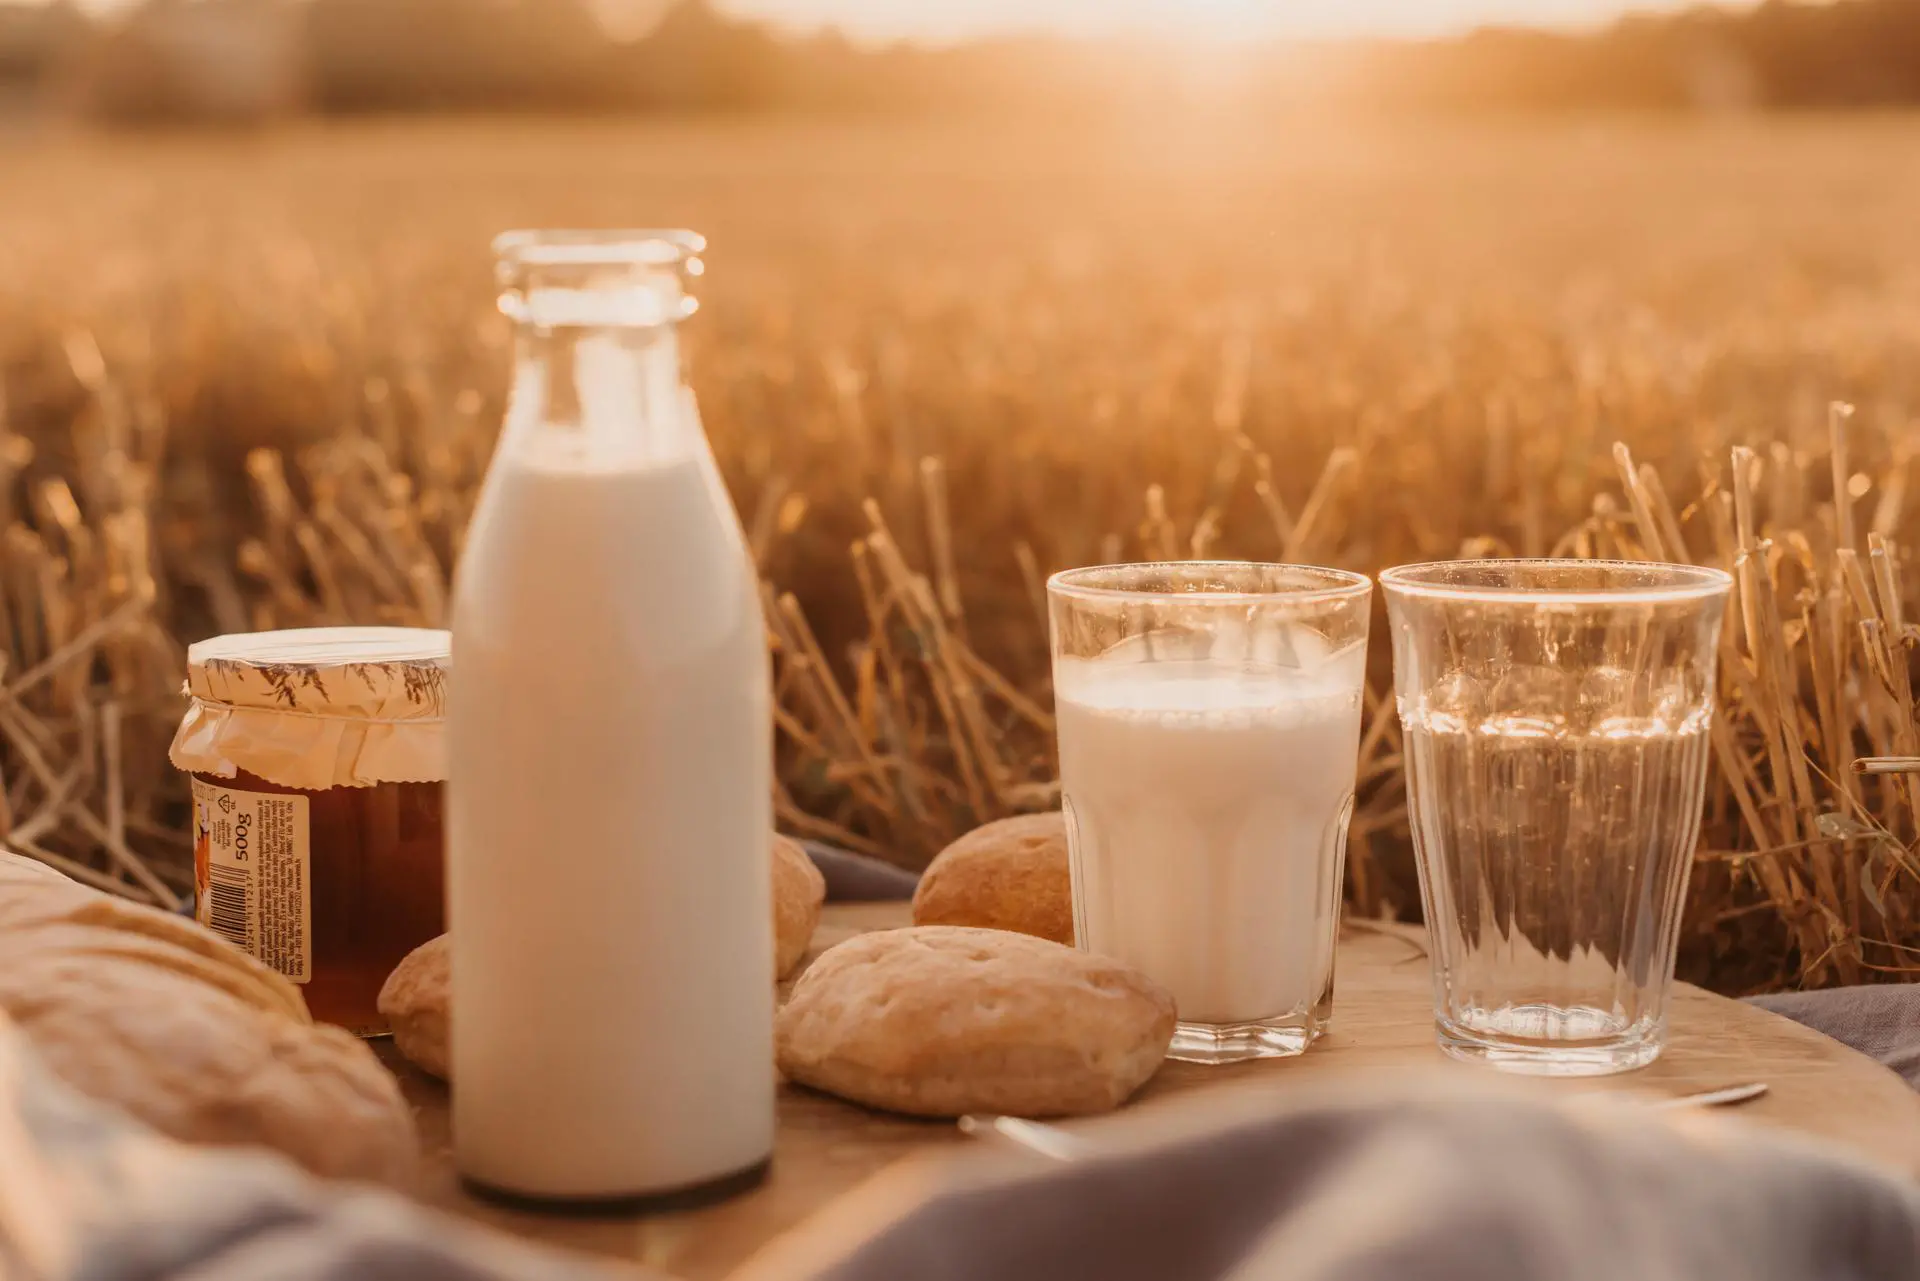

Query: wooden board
[385,903,1920,1280]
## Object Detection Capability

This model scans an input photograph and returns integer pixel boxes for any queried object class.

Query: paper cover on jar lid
[168,628,450,791]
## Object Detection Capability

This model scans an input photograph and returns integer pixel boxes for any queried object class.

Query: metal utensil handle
[1654,1082,1770,1110]
[957,1115,1095,1162]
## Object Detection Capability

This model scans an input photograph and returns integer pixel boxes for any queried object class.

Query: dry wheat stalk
[5,123,1920,994]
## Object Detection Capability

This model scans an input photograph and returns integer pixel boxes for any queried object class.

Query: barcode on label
[205,863,251,951]
[191,779,311,982]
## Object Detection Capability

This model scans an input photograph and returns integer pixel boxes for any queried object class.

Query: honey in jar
[169,628,448,1035]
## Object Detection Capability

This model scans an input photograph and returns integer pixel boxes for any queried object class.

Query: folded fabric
[802,840,919,902]
[1750,985,1920,1090]
[811,1085,1920,1281]
[0,1015,636,1281]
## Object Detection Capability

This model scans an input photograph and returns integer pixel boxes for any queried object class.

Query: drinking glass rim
[1378,557,1733,605]
[1047,560,1373,605]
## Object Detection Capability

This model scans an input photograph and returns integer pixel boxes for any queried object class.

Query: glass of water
[1380,559,1732,1076]
[1049,562,1372,1064]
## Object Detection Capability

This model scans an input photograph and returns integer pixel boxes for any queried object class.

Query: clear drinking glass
[1380,559,1732,1076]
[1048,562,1373,1064]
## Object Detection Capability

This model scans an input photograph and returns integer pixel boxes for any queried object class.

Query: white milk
[1055,658,1362,1026]
[448,421,773,1199]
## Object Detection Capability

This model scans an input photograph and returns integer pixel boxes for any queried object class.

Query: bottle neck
[507,319,695,466]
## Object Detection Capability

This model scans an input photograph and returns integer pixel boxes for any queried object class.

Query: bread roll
[377,933,449,1082]
[773,835,826,979]
[775,925,1174,1118]
[912,813,1073,945]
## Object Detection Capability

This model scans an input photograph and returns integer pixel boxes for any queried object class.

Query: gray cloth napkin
[815,1088,1920,1281]
[802,841,920,903]
[0,1018,627,1281]
[1750,985,1920,1090]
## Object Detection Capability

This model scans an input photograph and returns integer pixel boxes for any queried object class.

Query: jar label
[191,778,312,983]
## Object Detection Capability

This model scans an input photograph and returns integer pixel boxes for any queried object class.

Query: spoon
[958,1082,1769,1163]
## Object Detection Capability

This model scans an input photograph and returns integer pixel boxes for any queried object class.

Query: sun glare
[1175,0,1269,42]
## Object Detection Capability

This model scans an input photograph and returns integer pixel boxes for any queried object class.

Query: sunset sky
[716,0,1747,43]
[10,0,1761,45]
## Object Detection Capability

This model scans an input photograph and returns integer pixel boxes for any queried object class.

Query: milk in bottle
[448,231,773,1202]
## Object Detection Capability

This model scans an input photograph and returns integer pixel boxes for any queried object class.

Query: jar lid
[170,627,450,791]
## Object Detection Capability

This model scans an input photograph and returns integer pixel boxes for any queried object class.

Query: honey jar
[169,628,449,1035]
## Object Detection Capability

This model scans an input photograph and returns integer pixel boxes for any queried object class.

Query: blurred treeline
[1356,1,1920,111]
[3,0,1920,122]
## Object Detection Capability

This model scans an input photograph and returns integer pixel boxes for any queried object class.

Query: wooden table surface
[384,903,1920,1280]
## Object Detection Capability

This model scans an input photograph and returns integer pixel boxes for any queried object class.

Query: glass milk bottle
[448,230,774,1205]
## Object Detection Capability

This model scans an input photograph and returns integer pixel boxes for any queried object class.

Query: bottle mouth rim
[1378,557,1733,604]
[495,230,705,327]
[493,229,706,270]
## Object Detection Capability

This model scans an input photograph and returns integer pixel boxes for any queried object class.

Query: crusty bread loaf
[0,853,309,1026]
[773,835,826,979]
[0,951,415,1184]
[0,852,97,930]
[0,923,309,1025]
[0,849,413,1184]
[775,925,1174,1118]
[382,833,826,1080]
[912,813,1074,945]
[0,849,81,888]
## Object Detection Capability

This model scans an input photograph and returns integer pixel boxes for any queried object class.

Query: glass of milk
[1048,562,1373,1064]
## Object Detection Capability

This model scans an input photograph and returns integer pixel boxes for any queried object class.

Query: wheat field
[3,113,1919,992]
